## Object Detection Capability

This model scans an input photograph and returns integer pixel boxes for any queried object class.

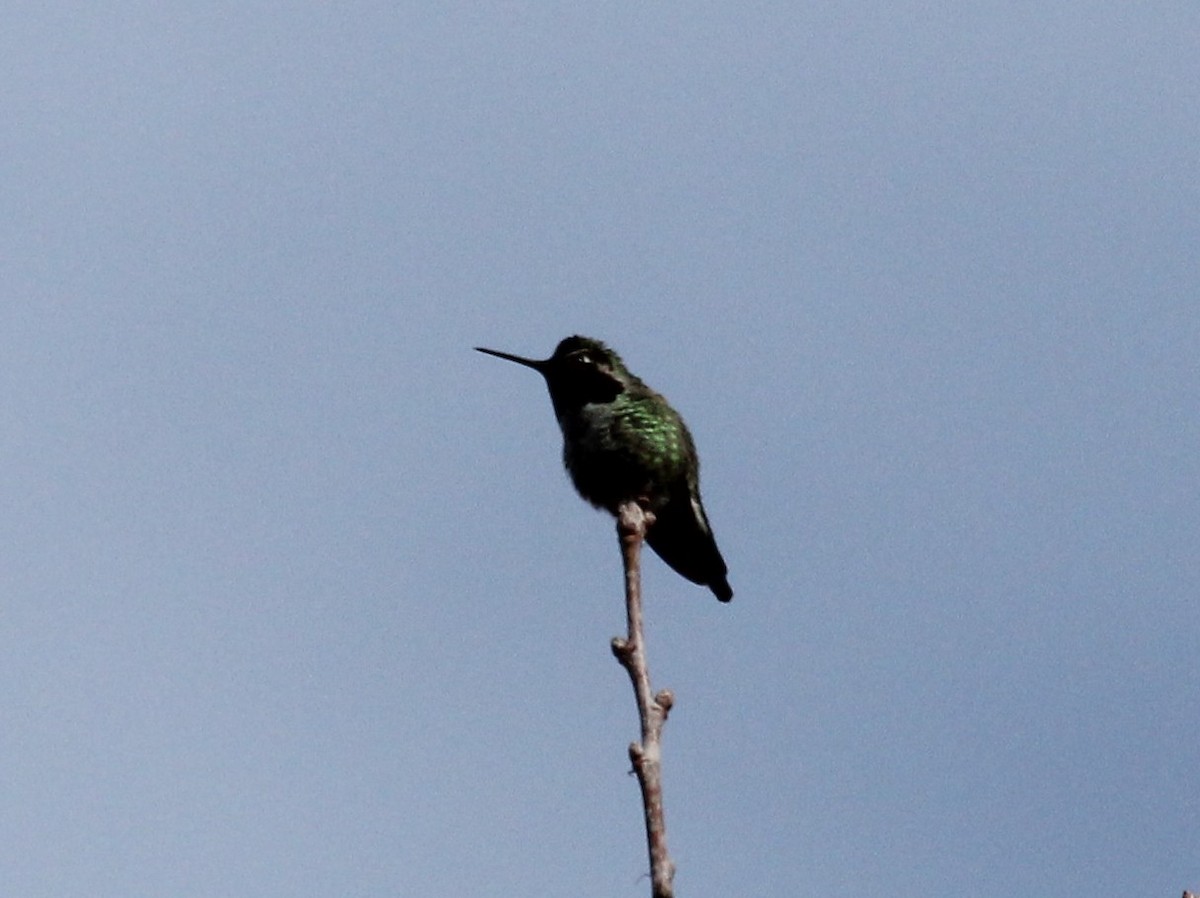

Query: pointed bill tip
[474,346,547,371]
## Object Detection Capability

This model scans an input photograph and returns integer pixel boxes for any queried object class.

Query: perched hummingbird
[475,335,732,602]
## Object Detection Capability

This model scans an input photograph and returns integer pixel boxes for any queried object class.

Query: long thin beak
[474,346,548,372]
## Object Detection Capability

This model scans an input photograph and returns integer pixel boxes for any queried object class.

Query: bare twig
[610,501,676,898]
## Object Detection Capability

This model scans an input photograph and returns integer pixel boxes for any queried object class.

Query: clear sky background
[2,3,1196,896]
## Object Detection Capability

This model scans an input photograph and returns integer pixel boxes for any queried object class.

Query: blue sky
[2,3,1197,896]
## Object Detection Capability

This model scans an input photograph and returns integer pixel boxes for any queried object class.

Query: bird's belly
[561,431,669,513]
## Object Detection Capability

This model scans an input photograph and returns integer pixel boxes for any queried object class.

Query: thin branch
[611,501,676,898]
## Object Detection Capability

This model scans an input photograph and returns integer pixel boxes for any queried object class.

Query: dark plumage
[476,336,732,602]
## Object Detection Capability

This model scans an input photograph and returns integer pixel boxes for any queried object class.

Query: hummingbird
[475,335,733,602]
